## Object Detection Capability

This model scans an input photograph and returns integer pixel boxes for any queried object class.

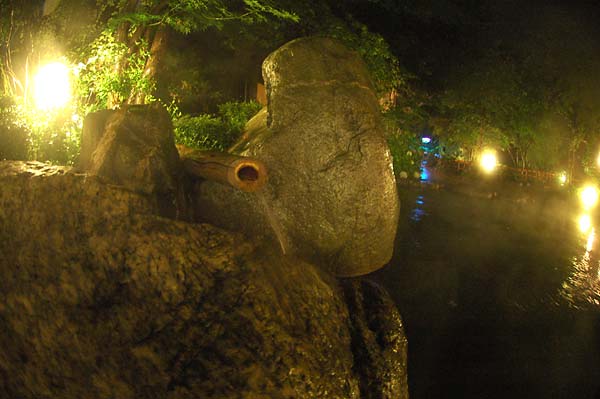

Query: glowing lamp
[558,171,567,185]
[479,150,497,173]
[421,137,431,144]
[580,185,599,210]
[33,62,71,110]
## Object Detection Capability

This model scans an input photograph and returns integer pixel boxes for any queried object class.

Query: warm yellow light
[33,62,71,110]
[597,152,600,168]
[480,150,497,173]
[580,185,599,210]
[579,214,592,234]
[587,228,595,252]
[558,171,567,185]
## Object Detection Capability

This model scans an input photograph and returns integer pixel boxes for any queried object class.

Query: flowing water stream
[374,180,600,399]
[256,191,288,255]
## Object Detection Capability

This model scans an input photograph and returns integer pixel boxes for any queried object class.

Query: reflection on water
[586,228,595,252]
[562,212,600,308]
[377,185,600,399]
[411,195,427,222]
[579,214,592,234]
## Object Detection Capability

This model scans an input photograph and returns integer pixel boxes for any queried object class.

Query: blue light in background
[420,167,429,181]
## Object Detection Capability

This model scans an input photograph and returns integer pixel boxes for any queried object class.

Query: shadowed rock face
[196,37,399,277]
[78,104,188,219]
[79,104,181,196]
[0,161,408,399]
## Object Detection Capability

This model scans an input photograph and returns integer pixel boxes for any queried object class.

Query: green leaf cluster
[173,100,261,151]
[107,0,298,35]
[386,129,422,178]
[74,31,155,112]
[324,19,405,97]
[0,95,28,160]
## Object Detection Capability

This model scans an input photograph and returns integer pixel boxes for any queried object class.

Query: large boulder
[195,37,399,277]
[78,104,187,218]
[0,161,408,399]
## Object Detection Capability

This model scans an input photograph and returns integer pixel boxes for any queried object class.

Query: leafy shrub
[75,30,154,112]
[174,100,262,151]
[174,114,228,151]
[0,92,82,164]
[0,96,28,160]
[387,130,422,179]
[217,100,262,134]
[27,113,81,165]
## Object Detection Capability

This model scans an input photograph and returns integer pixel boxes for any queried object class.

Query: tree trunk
[130,24,169,104]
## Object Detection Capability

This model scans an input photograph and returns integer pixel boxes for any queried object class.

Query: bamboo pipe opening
[237,165,259,182]
[227,159,267,192]
[177,146,268,192]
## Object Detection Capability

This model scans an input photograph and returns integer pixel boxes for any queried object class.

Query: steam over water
[375,182,600,399]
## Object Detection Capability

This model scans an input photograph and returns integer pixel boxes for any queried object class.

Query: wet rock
[342,278,409,399]
[196,37,399,277]
[0,160,408,398]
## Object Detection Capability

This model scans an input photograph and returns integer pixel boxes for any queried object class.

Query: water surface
[375,180,600,398]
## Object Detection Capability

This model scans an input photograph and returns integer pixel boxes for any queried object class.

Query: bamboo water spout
[177,145,267,192]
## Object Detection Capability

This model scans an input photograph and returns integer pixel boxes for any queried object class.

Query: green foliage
[0,89,81,165]
[325,19,405,97]
[74,31,155,112]
[174,100,261,151]
[217,100,262,134]
[0,96,28,160]
[108,0,298,35]
[381,82,430,178]
[174,114,227,150]
[384,110,422,178]
[26,110,81,165]
[386,128,422,178]
[437,49,543,167]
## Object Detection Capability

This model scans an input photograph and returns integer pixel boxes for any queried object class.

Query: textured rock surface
[77,104,188,219]
[80,104,181,196]
[342,279,409,399]
[0,161,407,398]
[196,37,399,277]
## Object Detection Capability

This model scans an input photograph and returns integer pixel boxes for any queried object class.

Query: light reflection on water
[586,228,595,252]
[404,188,600,309]
[562,214,600,308]
[380,185,600,399]
[411,195,427,222]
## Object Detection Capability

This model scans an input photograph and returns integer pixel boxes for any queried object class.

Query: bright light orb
[579,214,592,234]
[558,171,567,185]
[480,150,498,173]
[33,62,71,110]
[580,185,599,210]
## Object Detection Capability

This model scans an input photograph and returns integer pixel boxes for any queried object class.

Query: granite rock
[195,37,399,277]
[0,161,407,399]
